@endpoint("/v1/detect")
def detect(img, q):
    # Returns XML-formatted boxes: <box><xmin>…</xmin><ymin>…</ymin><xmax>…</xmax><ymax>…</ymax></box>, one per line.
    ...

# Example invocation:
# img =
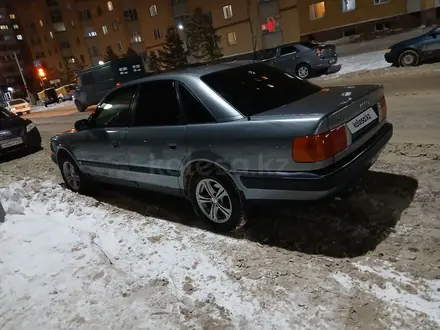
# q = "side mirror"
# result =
<box><xmin>74</xmin><ymin>119</ymin><xmax>88</xmax><ymax>131</ymax></box>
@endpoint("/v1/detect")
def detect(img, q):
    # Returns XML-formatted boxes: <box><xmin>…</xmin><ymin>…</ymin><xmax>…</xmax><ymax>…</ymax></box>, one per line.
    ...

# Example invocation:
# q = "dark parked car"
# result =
<box><xmin>257</xmin><ymin>42</ymin><xmax>341</xmax><ymax>79</ymax></box>
<box><xmin>0</xmin><ymin>107</ymin><xmax>41</xmax><ymax>156</ymax></box>
<box><xmin>50</xmin><ymin>62</ymin><xmax>392</xmax><ymax>231</ymax></box>
<box><xmin>73</xmin><ymin>57</ymin><xmax>147</xmax><ymax>112</ymax></box>
<box><xmin>385</xmin><ymin>26</ymin><xmax>440</xmax><ymax>67</ymax></box>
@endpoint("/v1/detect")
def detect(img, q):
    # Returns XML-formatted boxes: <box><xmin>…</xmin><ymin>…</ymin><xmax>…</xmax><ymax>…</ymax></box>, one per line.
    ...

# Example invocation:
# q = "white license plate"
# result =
<box><xmin>1</xmin><ymin>137</ymin><xmax>23</xmax><ymax>149</ymax></box>
<box><xmin>329</xmin><ymin>58</ymin><xmax>336</xmax><ymax>64</ymax></box>
<box><xmin>346</xmin><ymin>108</ymin><xmax>378</xmax><ymax>134</ymax></box>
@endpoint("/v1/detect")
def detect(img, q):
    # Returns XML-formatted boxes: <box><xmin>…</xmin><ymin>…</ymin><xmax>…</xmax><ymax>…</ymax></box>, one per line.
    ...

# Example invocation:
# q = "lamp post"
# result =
<box><xmin>14</xmin><ymin>52</ymin><xmax>33</xmax><ymax>102</ymax></box>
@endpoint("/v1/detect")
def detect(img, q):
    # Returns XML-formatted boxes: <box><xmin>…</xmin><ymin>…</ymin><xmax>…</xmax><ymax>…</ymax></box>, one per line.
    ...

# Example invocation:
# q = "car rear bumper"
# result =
<box><xmin>0</xmin><ymin>128</ymin><xmax>42</xmax><ymax>156</ymax></box>
<box><xmin>235</xmin><ymin>122</ymin><xmax>393</xmax><ymax>200</ymax></box>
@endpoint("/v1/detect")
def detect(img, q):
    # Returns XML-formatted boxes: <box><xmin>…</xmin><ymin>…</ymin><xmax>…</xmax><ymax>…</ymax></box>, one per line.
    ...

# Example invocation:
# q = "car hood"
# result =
<box><xmin>0</xmin><ymin>117</ymin><xmax>28</xmax><ymax>129</ymax></box>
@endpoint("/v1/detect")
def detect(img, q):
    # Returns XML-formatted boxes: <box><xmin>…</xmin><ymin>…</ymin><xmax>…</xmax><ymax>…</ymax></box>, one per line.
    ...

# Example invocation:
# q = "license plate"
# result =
<box><xmin>329</xmin><ymin>58</ymin><xmax>336</xmax><ymax>64</ymax></box>
<box><xmin>0</xmin><ymin>137</ymin><xmax>23</xmax><ymax>149</ymax></box>
<box><xmin>346</xmin><ymin>108</ymin><xmax>378</xmax><ymax>134</ymax></box>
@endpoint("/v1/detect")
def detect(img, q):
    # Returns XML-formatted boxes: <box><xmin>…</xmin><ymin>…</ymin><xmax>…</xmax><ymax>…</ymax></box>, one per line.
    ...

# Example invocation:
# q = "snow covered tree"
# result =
<box><xmin>147</xmin><ymin>51</ymin><xmax>162</xmax><ymax>72</ymax></box>
<box><xmin>186</xmin><ymin>7</ymin><xmax>222</xmax><ymax>62</ymax></box>
<box><xmin>158</xmin><ymin>26</ymin><xmax>188</xmax><ymax>69</ymax></box>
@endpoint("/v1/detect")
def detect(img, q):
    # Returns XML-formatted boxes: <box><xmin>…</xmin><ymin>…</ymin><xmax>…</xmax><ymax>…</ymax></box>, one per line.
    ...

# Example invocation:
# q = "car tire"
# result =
<box><xmin>189</xmin><ymin>170</ymin><xmax>246</xmax><ymax>232</ymax></box>
<box><xmin>74</xmin><ymin>100</ymin><xmax>86</xmax><ymax>112</ymax></box>
<box><xmin>58</xmin><ymin>98</ymin><xmax>63</xmax><ymax>103</ymax></box>
<box><xmin>58</xmin><ymin>155</ymin><xmax>89</xmax><ymax>194</ymax></box>
<box><xmin>296</xmin><ymin>63</ymin><xmax>311</xmax><ymax>79</ymax></box>
<box><xmin>398</xmin><ymin>50</ymin><xmax>419</xmax><ymax>67</ymax></box>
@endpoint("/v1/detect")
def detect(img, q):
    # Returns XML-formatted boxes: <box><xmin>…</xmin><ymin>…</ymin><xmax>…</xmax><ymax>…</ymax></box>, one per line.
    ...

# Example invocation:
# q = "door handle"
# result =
<box><xmin>112</xmin><ymin>140</ymin><xmax>120</xmax><ymax>148</ymax></box>
<box><xmin>168</xmin><ymin>143</ymin><xmax>177</xmax><ymax>150</ymax></box>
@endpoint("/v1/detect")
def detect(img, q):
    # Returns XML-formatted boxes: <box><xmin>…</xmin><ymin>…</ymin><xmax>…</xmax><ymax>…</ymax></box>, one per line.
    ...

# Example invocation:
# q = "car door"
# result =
<box><xmin>423</xmin><ymin>27</ymin><xmax>440</xmax><ymax>59</ymax></box>
<box><xmin>125</xmin><ymin>80</ymin><xmax>186</xmax><ymax>191</ymax></box>
<box><xmin>275</xmin><ymin>45</ymin><xmax>300</xmax><ymax>72</ymax></box>
<box><xmin>77</xmin><ymin>85</ymin><xmax>137</xmax><ymax>181</ymax></box>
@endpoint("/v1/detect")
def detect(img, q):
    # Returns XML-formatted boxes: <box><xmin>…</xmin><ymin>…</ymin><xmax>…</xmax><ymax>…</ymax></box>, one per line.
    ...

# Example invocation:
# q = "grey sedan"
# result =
<box><xmin>50</xmin><ymin>62</ymin><xmax>393</xmax><ymax>231</ymax></box>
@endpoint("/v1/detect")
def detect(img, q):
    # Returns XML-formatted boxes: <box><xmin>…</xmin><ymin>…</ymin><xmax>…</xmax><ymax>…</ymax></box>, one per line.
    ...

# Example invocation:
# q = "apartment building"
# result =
<box><xmin>300</xmin><ymin>0</ymin><xmax>440</xmax><ymax>41</ymax></box>
<box><xmin>13</xmin><ymin>0</ymin><xmax>302</xmax><ymax>73</ymax></box>
<box><xmin>0</xmin><ymin>0</ymin><xmax>27</xmax><ymax>90</ymax></box>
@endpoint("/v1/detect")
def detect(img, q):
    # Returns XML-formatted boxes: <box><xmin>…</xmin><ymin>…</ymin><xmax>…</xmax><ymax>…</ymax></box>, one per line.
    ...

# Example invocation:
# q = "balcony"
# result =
<box><xmin>171</xmin><ymin>0</ymin><xmax>189</xmax><ymax>18</ymax></box>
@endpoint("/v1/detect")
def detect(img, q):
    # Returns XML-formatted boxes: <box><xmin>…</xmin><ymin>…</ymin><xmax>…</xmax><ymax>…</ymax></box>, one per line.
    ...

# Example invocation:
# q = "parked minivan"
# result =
<box><xmin>73</xmin><ymin>57</ymin><xmax>147</xmax><ymax>112</ymax></box>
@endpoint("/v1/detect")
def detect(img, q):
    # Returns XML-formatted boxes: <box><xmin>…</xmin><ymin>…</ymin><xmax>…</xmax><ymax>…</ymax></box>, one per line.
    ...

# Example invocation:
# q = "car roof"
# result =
<box><xmin>121</xmin><ymin>60</ymin><xmax>257</xmax><ymax>87</ymax></box>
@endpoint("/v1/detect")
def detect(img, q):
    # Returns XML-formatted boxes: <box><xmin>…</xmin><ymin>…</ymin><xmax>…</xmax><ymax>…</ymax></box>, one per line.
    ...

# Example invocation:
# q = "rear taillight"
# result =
<box><xmin>293</xmin><ymin>125</ymin><xmax>350</xmax><ymax>163</ymax></box>
<box><xmin>314</xmin><ymin>48</ymin><xmax>323</xmax><ymax>57</ymax></box>
<box><xmin>378</xmin><ymin>97</ymin><xmax>387</xmax><ymax>121</ymax></box>
<box><xmin>116</xmin><ymin>82</ymin><xmax>121</xmax><ymax>86</ymax></box>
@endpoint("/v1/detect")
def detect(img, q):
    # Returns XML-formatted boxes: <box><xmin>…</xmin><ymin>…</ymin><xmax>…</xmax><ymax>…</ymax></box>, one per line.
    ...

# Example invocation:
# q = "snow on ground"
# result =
<box><xmin>31</xmin><ymin>100</ymin><xmax>74</xmax><ymax>113</ymax></box>
<box><xmin>1</xmin><ymin>179</ymin><xmax>439</xmax><ymax>329</ymax></box>
<box><xmin>329</xmin><ymin>50</ymin><xmax>390</xmax><ymax>78</ymax></box>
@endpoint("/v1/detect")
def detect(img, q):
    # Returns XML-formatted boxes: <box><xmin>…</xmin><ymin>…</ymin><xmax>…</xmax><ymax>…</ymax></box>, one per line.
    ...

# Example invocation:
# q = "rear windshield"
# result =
<box><xmin>201</xmin><ymin>63</ymin><xmax>322</xmax><ymax>117</ymax></box>
<box><xmin>8</xmin><ymin>99</ymin><xmax>26</xmax><ymax>105</ymax></box>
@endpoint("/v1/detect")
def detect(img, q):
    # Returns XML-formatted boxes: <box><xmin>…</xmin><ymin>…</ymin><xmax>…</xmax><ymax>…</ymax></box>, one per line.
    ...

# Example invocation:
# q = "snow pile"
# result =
<box><xmin>326</xmin><ymin>50</ymin><xmax>390</xmax><ymax>79</ymax></box>
<box><xmin>0</xmin><ymin>179</ymin><xmax>324</xmax><ymax>330</ymax></box>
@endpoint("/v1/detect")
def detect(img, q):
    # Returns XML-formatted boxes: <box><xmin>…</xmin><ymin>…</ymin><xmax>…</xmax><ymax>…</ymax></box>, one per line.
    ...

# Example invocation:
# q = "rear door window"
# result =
<box><xmin>280</xmin><ymin>45</ymin><xmax>298</xmax><ymax>56</ymax></box>
<box><xmin>133</xmin><ymin>80</ymin><xmax>181</xmax><ymax>127</ymax></box>
<box><xmin>178</xmin><ymin>84</ymin><xmax>215</xmax><ymax>124</ymax></box>
<box><xmin>201</xmin><ymin>63</ymin><xmax>321</xmax><ymax>117</ymax></box>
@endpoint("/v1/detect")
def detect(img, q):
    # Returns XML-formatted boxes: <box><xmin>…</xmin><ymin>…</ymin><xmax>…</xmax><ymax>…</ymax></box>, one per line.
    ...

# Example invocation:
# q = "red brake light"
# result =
<box><xmin>293</xmin><ymin>125</ymin><xmax>348</xmax><ymax>163</ymax></box>
<box><xmin>116</xmin><ymin>82</ymin><xmax>120</xmax><ymax>86</ymax></box>
<box><xmin>378</xmin><ymin>97</ymin><xmax>387</xmax><ymax>121</ymax></box>
<box><xmin>315</xmin><ymin>48</ymin><xmax>323</xmax><ymax>57</ymax></box>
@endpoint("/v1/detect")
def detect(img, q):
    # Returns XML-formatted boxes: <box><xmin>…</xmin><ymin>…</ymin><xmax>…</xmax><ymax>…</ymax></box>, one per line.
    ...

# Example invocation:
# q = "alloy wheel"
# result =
<box><xmin>298</xmin><ymin>66</ymin><xmax>309</xmax><ymax>79</ymax></box>
<box><xmin>62</xmin><ymin>161</ymin><xmax>80</xmax><ymax>191</ymax></box>
<box><xmin>402</xmin><ymin>54</ymin><xmax>415</xmax><ymax>66</ymax></box>
<box><xmin>195</xmin><ymin>178</ymin><xmax>232</xmax><ymax>224</ymax></box>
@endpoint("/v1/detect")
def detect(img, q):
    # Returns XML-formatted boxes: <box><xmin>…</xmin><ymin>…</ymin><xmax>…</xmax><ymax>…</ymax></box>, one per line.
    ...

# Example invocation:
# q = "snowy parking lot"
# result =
<box><xmin>1</xmin><ymin>50</ymin><xmax>440</xmax><ymax>328</ymax></box>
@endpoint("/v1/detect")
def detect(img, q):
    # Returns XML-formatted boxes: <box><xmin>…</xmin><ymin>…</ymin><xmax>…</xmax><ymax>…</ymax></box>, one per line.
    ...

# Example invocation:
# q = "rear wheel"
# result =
<box><xmin>399</xmin><ymin>50</ymin><xmax>419</xmax><ymax>67</ymax></box>
<box><xmin>296</xmin><ymin>63</ymin><xmax>311</xmax><ymax>79</ymax></box>
<box><xmin>74</xmin><ymin>100</ymin><xmax>86</xmax><ymax>112</ymax></box>
<box><xmin>189</xmin><ymin>171</ymin><xmax>246</xmax><ymax>232</ymax></box>
<box><xmin>59</xmin><ymin>155</ymin><xmax>89</xmax><ymax>193</ymax></box>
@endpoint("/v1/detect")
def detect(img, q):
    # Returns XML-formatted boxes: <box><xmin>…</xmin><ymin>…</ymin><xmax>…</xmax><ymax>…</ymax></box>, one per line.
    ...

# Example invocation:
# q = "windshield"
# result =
<box><xmin>8</xmin><ymin>99</ymin><xmax>27</xmax><ymax>105</ymax></box>
<box><xmin>201</xmin><ymin>63</ymin><xmax>322</xmax><ymax>117</ymax></box>
<box><xmin>0</xmin><ymin>107</ymin><xmax>14</xmax><ymax>119</ymax></box>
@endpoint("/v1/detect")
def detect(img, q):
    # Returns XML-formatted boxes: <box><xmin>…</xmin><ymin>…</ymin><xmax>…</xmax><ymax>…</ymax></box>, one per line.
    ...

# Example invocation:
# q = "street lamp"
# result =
<box><xmin>177</xmin><ymin>24</ymin><xmax>184</xmax><ymax>30</ymax></box>
<box><xmin>98</xmin><ymin>60</ymin><xmax>104</xmax><ymax>65</ymax></box>
<box><xmin>7</xmin><ymin>87</ymin><xmax>13</xmax><ymax>92</ymax></box>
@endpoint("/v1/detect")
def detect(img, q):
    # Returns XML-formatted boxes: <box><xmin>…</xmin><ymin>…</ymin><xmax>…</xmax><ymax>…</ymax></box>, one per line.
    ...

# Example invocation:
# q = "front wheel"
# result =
<box><xmin>189</xmin><ymin>172</ymin><xmax>246</xmax><ymax>232</ymax></box>
<box><xmin>296</xmin><ymin>63</ymin><xmax>311</xmax><ymax>79</ymax></box>
<box><xmin>59</xmin><ymin>156</ymin><xmax>89</xmax><ymax>193</ymax></box>
<box><xmin>399</xmin><ymin>50</ymin><xmax>419</xmax><ymax>67</ymax></box>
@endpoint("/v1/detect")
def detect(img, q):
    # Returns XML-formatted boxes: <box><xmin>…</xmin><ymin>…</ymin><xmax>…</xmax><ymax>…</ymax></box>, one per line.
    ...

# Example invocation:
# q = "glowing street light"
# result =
<box><xmin>98</xmin><ymin>60</ymin><xmax>104</xmax><ymax>65</ymax></box>
<box><xmin>38</xmin><ymin>68</ymin><xmax>46</xmax><ymax>77</ymax></box>
<box><xmin>177</xmin><ymin>24</ymin><xmax>184</xmax><ymax>30</ymax></box>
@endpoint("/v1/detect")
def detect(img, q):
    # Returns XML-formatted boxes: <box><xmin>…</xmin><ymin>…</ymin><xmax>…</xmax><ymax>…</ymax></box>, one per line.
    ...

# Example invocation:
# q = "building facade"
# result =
<box><xmin>12</xmin><ymin>0</ymin><xmax>440</xmax><ymax>78</ymax></box>
<box><xmin>0</xmin><ymin>0</ymin><xmax>27</xmax><ymax>92</ymax></box>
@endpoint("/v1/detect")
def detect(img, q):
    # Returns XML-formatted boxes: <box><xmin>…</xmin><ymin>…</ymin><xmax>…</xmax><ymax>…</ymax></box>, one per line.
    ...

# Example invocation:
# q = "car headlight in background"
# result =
<box><xmin>26</xmin><ymin>122</ymin><xmax>36</xmax><ymax>133</ymax></box>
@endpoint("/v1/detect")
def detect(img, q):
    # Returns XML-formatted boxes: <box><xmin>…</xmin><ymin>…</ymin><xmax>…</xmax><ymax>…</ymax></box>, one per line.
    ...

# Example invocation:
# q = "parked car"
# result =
<box><xmin>385</xmin><ymin>26</ymin><xmax>440</xmax><ymax>67</ymax></box>
<box><xmin>56</xmin><ymin>84</ymin><xmax>76</xmax><ymax>103</ymax></box>
<box><xmin>5</xmin><ymin>98</ymin><xmax>31</xmax><ymax>116</ymax></box>
<box><xmin>257</xmin><ymin>42</ymin><xmax>342</xmax><ymax>79</ymax></box>
<box><xmin>0</xmin><ymin>106</ymin><xmax>41</xmax><ymax>156</ymax></box>
<box><xmin>73</xmin><ymin>57</ymin><xmax>147</xmax><ymax>112</ymax></box>
<box><xmin>50</xmin><ymin>61</ymin><xmax>392</xmax><ymax>231</ymax></box>
<box><xmin>37</xmin><ymin>87</ymin><xmax>58</xmax><ymax>107</ymax></box>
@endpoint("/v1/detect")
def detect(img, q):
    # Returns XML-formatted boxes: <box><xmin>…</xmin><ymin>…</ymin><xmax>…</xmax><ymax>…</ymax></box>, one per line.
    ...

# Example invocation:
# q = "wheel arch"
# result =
<box><xmin>56</xmin><ymin>147</ymin><xmax>81</xmax><ymax>169</ymax></box>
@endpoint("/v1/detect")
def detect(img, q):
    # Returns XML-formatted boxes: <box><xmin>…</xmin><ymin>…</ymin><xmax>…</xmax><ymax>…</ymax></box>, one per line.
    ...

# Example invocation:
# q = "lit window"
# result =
<box><xmin>107</xmin><ymin>1</ymin><xmax>113</xmax><ymax>11</ymax></box>
<box><xmin>71</xmin><ymin>20</ymin><xmax>76</xmax><ymax>27</ymax></box>
<box><xmin>13</xmin><ymin>24</ymin><xmax>19</xmax><ymax>29</ymax></box>
<box><xmin>373</xmin><ymin>0</ymin><xmax>390</xmax><ymax>4</ymax></box>
<box><xmin>49</xmin><ymin>31</ymin><xmax>54</xmax><ymax>38</ymax></box>
<box><xmin>223</xmin><ymin>5</ymin><xmax>233</xmax><ymax>19</ymax></box>
<box><xmin>149</xmin><ymin>5</ymin><xmax>158</xmax><ymax>17</ymax></box>
<box><xmin>227</xmin><ymin>32</ymin><xmax>237</xmax><ymax>45</ymax></box>
<box><xmin>0</xmin><ymin>25</ymin><xmax>8</xmax><ymax>30</ymax></box>
<box><xmin>102</xmin><ymin>25</ymin><xmax>108</xmax><ymax>35</ymax></box>
<box><xmin>342</xmin><ymin>0</ymin><xmax>356</xmax><ymax>12</ymax></box>
<box><xmin>39</xmin><ymin>20</ymin><xmax>44</xmax><ymax>26</ymax></box>
<box><xmin>53</xmin><ymin>22</ymin><xmax>66</xmax><ymax>32</ymax></box>
<box><xmin>17</xmin><ymin>34</ymin><xmax>23</xmax><ymax>40</ymax></box>
<box><xmin>4</xmin><ymin>35</ymin><xmax>12</xmax><ymax>40</ymax></box>
<box><xmin>309</xmin><ymin>2</ymin><xmax>326</xmax><ymax>20</ymax></box>
<box><xmin>89</xmin><ymin>31</ymin><xmax>97</xmax><ymax>37</ymax></box>
<box><xmin>9</xmin><ymin>14</ymin><xmax>15</xmax><ymax>19</ymax></box>
<box><xmin>132</xmin><ymin>32</ymin><xmax>142</xmax><ymax>43</ymax></box>
<box><xmin>117</xmin><ymin>41</ymin><xmax>123</xmax><ymax>51</ymax></box>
